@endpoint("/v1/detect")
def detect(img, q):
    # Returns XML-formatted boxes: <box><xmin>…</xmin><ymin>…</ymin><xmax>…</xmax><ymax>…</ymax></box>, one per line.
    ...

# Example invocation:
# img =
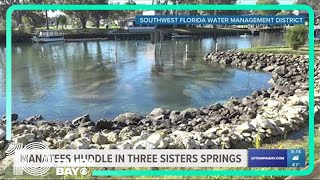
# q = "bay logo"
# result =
<box><xmin>56</xmin><ymin>167</ymin><xmax>88</xmax><ymax>176</ymax></box>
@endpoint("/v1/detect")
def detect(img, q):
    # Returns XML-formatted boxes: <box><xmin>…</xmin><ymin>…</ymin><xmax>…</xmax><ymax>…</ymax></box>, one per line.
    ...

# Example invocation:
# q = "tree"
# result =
<box><xmin>56</xmin><ymin>14</ymin><xmax>67</xmax><ymax>29</ymax></box>
<box><xmin>285</xmin><ymin>25</ymin><xmax>308</xmax><ymax>50</ymax></box>
<box><xmin>256</xmin><ymin>0</ymin><xmax>281</xmax><ymax>15</ymax></box>
<box><xmin>295</xmin><ymin>0</ymin><xmax>320</xmax><ymax>10</ymax></box>
<box><xmin>89</xmin><ymin>0</ymin><xmax>109</xmax><ymax>29</ymax></box>
<box><xmin>63</xmin><ymin>0</ymin><xmax>92</xmax><ymax>29</ymax></box>
<box><xmin>0</xmin><ymin>0</ymin><xmax>11</xmax><ymax>30</ymax></box>
<box><xmin>20</xmin><ymin>11</ymin><xmax>46</xmax><ymax>32</ymax></box>
<box><xmin>199</xmin><ymin>0</ymin><xmax>237</xmax><ymax>15</ymax></box>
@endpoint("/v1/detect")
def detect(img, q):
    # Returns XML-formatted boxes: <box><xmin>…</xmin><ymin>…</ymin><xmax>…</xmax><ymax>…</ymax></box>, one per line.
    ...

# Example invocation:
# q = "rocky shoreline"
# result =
<box><xmin>0</xmin><ymin>51</ymin><xmax>319</xmax><ymax>157</ymax></box>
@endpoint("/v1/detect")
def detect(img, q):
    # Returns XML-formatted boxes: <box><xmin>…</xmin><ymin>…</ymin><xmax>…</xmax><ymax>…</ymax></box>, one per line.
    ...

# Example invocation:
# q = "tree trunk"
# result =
<box><xmin>80</xmin><ymin>17</ymin><xmax>87</xmax><ymax>29</ymax></box>
<box><xmin>95</xmin><ymin>14</ymin><xmax>100</xmax><ymax>29</ymax></box>
<box><xmin>56</xmin><ymin>19</ymin><xmax>59</xmax><ymax>29</ymax></box>
<box><xmin>45</xmin><ymin>10</ymin><xmax>49</xmax><ymax>29</ymax></box>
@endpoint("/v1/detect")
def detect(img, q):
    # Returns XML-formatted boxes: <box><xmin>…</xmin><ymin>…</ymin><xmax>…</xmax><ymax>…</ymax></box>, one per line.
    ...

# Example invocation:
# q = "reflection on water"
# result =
<box><xmin>0</xmin><ymin>32</ymin><xmax>283</xmax><ymax>120</ymax></box>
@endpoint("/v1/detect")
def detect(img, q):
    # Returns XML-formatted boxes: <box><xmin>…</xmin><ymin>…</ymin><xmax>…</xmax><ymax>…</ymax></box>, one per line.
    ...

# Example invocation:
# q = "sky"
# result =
<box><xmin>109</xmin><ymin>0</ymin><xmax>296</xmax><ymax>5</ymax></box>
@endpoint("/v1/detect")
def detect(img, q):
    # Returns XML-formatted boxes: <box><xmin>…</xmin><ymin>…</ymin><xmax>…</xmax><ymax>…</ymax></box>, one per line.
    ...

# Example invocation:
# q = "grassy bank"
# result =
<box><xmin>240</xmin><ymin>45</ymin><xmax>320</xmax><ymax>55</ymax></box>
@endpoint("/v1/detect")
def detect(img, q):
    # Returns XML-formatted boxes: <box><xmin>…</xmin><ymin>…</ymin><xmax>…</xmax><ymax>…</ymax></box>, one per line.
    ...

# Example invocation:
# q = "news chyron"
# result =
<box><xmin>2</xmin><ymin>3</ymin><xmax>314</xmax><ymax>180</ymax></box>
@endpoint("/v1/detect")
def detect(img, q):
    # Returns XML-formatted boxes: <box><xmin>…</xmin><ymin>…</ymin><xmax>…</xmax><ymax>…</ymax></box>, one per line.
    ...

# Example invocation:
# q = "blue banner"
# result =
<box><xmin>135</xmin><ymin>15</ymin><xmax>305</xmax><ymax>25</ymax></box>
<box><xmin>248</xmin><ymin>149</ymin><xmax>288</xmax><ymax>167</ymax></box>
<box><xmin>248</xmin><ymin>149</ymin><xmax>305</xmax><ymax>167</ymax></box>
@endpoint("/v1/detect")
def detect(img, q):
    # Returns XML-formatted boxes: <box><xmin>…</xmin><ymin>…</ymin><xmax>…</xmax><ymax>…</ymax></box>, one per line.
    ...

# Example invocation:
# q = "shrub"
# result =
<box><xmin>21</xmin><ymin>16</ymin><xmax>35</xmax><ymax>33</ymax></box>
<box><xmin>285</xmin><ymin>25</ymin><xmax>308</xmax><ymax>50</ymax></box>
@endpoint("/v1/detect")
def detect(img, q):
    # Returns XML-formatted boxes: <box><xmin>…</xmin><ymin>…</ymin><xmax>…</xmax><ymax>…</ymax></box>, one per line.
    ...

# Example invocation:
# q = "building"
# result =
<box><xmin>120</xmin><ymin>11</ymin><xmax>157</xmax><ymax>32</ymax></box>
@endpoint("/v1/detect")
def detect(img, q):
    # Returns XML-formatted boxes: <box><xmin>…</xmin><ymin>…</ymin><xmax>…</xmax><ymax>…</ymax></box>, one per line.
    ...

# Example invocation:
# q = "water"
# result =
<box><xmin>0</xmin><ymin>32</ymin><xmax>283</xmax><ymax>121</ymax></box>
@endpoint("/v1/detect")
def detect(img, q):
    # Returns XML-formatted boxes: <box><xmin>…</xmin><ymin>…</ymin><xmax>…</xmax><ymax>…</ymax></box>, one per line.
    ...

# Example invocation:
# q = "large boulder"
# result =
<box><xmin>13</xmin><ymin>133</ymin><xmax>35</xmax><ymax>146</ymax></box>
<box><xmin>114</xmin><ymin>113</ymin><xmax>143</xmax><ymax>123</ymax></box>
<box><xmin>0</xmin><ymin>128</ymin><xmax>5</xmax><ymax>140</ymax></box>
<box><xmin>64</xmin><ymin>131</ymin><xmax>78</xmax><ymax>141</ymax></box>
<box><xmin>96</xmin><ymin>119</ymin><xmax>113</xmax><ymax>130</ymax></box>
<box><xmin>180</xmin><ymin>108</ymin><xmax>200</xmax><ymax>119</ymax></box>
<box><xmin>104</xmin><ymin>132</ymin><xmax>118</xmax><ymax>143</ymax></box>
<box><xmin>71</xmin><ymin>114</ymin><xmax>92</xmax><ymax>126</ymax></box>
<box><xmin>92</xmin><ymin>132</ymin><xmax>108</xmax><ymax>145</ymax></box>
<box><xmin>149</xmin><ymin>108</ymin><xmax>166</xmax><ymax>116</ymax></box>
<box><xmin>2</xmin><ymin>113</ymin><xmax>18</xmax><ymax>122</ymax></box>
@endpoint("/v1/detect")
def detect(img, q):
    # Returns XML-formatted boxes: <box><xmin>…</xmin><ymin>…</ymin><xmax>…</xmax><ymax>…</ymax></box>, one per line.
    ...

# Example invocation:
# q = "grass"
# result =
<box><xmin>1</xmin><ymin>129</ymin><xmax>319</xmax><ymax>180</ymax></box>
<box><xmin>240</xmin><ymin>45</ymin><xmax>320</xmax><ymax>55</ymax></box>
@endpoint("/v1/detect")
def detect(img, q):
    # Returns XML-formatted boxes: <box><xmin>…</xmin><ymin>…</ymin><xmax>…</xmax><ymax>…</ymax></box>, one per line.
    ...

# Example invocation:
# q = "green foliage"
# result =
<box><xmin>57</xmin><ymin>15</ymin><xmax>67</xmax><ymax>29</ymax></box>
<box><xmin>0</xmin><ymin>20</ymin><xmax>5</xmax><ymax>31</ymax></box>
<box><xmin>295</xmin><ymin>0</ymin><xmax>320</xmax><ymax>10</ymax></box>
<box><xmin>285</xmin><ymin>25</ymin><xmax>308</xmax><ymax>50</ymax></box>
<box><xmin>254</xmin><ymin>134</ymin><xmax>262</xmax><ymax>148</ymax></box>
<box><xmin>256</xmin><ymin>0</ymin><xmax>281</xmax><ymax>15</ymax></box>
<box><xmin>21</xmin><ymin>16</ymin><xmax>35</xmax><ymax>32</ymax></box>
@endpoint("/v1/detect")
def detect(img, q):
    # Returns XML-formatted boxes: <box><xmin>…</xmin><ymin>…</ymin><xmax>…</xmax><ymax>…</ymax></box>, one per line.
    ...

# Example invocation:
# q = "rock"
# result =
<box><xmin>204</xmin><ymin>127</ymin><xmax>219</xmax><ymax>139</ymax></box>
<box><xmin>72</xmin><ymin>113</ymin><xmax>91</xmax><ymax>126</ymax></box>
<box><xmin>2</xmin><ymin>113</ymin><xmax>18</xmax><ymax>122</ymax></box>
<box><xmin>146</xmin><ymin>133</ymin><xmax>164</xmax><ymax>146</ymax></box>
<box><xmin>242</xmin><ymin>132</ymin><xmax>251</xmax><ymax>137</ymax></box>
<box><xmin>89</xmin><ymin>144</ymin><xmax>101</xmax><ymax>149</ymax></box>
<box><xmin>235</xmin><ymin>122</ymin><xmax>255</xmax><ymax>133</ymax></box>
<box><xmin>25</xmin><ymin>115</ymin><xmax>43</xmax><ymax>122</ymax></box>
<box><xmin>96</xmin><ymin>119</ymin><xmax>113</xmax><ymax>130</ymax></box>
<box><xmin>77</xmin><ymin>127</ymin><xmax>91</xmax><ymax>135</ymax></box>
<box><xmin>72</xmin><ymin>137</ymin><xmax>90</xmax><ymax>149</ymax></box>
<box><xmin>119</xmin><ymin>126</ymin><xmax>138</xmax><ymax>140</ymax></box>
<box><xmin>104</xmin><ymin>132</ymin><xmax>118</xmax><ymax>143</ymax></box>
<box><xmin>204</xmin><ymin>139</ymin><xmax>215</xmax><ymax>147</ymax></box>
<box><xmin>216</xmin><ymin>128</ymin><xmax>230</xmax><ymax>137</ymax></box>
<box><xmin>256</xmin><ymin>116</ymin><xmax>275</xmax><ymax>129</ymax></box>
<box><xmin>263</xmin><ymin>66</ymin><xmax>276</xmax><ymax>72</ymax></box>
<box><xmin>79</xmin><ymin>121</ymin><xmax>95</xmax><ymax>127</ymax></box>
<box><xmin>92</xmin><ymin>132</ymin><xmax>108</xmax><ymax>145</ymax></box>
<box><xmin>0</xmin><ymin>129</ymin><xmax>5</xmax><ymax>140</ymax></box>
<box><xmin>0</xmin><ymin>140</ymin><xmax>5</xmax><ymax>149</ymax></box>
<box><xmin>180</xmin><ymin>108</ymin><xmax>200</xmax><ymax>119</ymax></box>
<box><xmin>193</xmin><ymin>132</ymin><xmax>205</xmax><ymax>143</ymax></box>
<box><xmin>38</xmin><ymin>125</ymin><xmax>55</xmax><ymax>138</ymax></box>
<box><xmin>101</xmin><ymin>144</ymin><xmax>117</xmax><ymax>149</ymax></box>
<box><xmin>133</xmin><ymin>140</ymin><xmax>156</xmax><ymax>149</ymax></box>
<box><xmin>274</xmin><ymin>66</ymin><xmax>288</xmax><ymax>76</ymax></box>
<box><xmin>13</xmin><ymin>133</ymin><xmax>35</xmax><ymax>145</ymax></box>
<box><xmin>133</xmin><ymin>141</ymin><xmax>146</xmax><ymax>149</ymax></box>
<box><xmin>182</xmin><ymin>138</ymin><xmax>200</xmax><ymax>149</ymax></box>
<box><xmin>64</xmin><ymin>131</ymin><xmax>78</xmax><ymax>141</ymax></box>
<box><xmin>242</xmin><ymin>96</ymin><xmax>253</xmax><ymax>106</ymax></box>
<box><xmin>150</xmin><ymin>108</ymin><xmax>166</xmax><ymax>116</ymax></box>
<box><xmin>157</xmin><ymin>140</ymin><xmax>168</xmax><ymax>149</ymax></box>
<box><xmin>117</xmin><ymin>140</ymin><xmax>132</xmax><ymax>149</ymax></box>
<box><xmin>114</xmin><ymin>113</ymin><xmax>143</xmax><ymax>123</ymax></box>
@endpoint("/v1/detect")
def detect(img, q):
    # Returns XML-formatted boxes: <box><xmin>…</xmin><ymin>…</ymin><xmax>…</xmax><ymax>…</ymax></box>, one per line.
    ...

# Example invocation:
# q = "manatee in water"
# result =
<box><xmin>193</xmin><ymin>80</ymin><xmax>212</xmax><ymax>88</ymax></box>
<box><xmin>84</xmin><ymin>63</ymin><xmax>105</xmax><ymax>72</ymax></box>
<box><xmin>71</xmin><ymin>93</ymin><xmax>113</xmax><ymax>101</ymax></box>
<box><xmin>84</xmin><ymin>81</ymin><xmax>103</xmax><ymax>93</ymax></box>
<box><xmin>32</xmin><ymin>89</ymin><xmax>47</xmax><ymax>99</ymax></box>
<box><xmin>182</xmin><ymin>89</ymin><xmax>194</xmax><ymax>97</ymax></box>
<box><xmin>84</xmin><ymin>78</ymin><xmax>117</xmax><ymax>93</ymax></box>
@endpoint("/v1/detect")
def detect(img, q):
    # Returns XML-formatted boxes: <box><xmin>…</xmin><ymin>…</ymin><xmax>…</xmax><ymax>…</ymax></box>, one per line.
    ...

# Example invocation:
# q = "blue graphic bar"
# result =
<box><xmin>135</xmin><ymin>15</ymin><xmax>305</xmax><ymax>25</ymax></box>
<box><xmin>248</xmin><ymin>149</ymin><xmax>305</xmax><ymax>167</ymax></box>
